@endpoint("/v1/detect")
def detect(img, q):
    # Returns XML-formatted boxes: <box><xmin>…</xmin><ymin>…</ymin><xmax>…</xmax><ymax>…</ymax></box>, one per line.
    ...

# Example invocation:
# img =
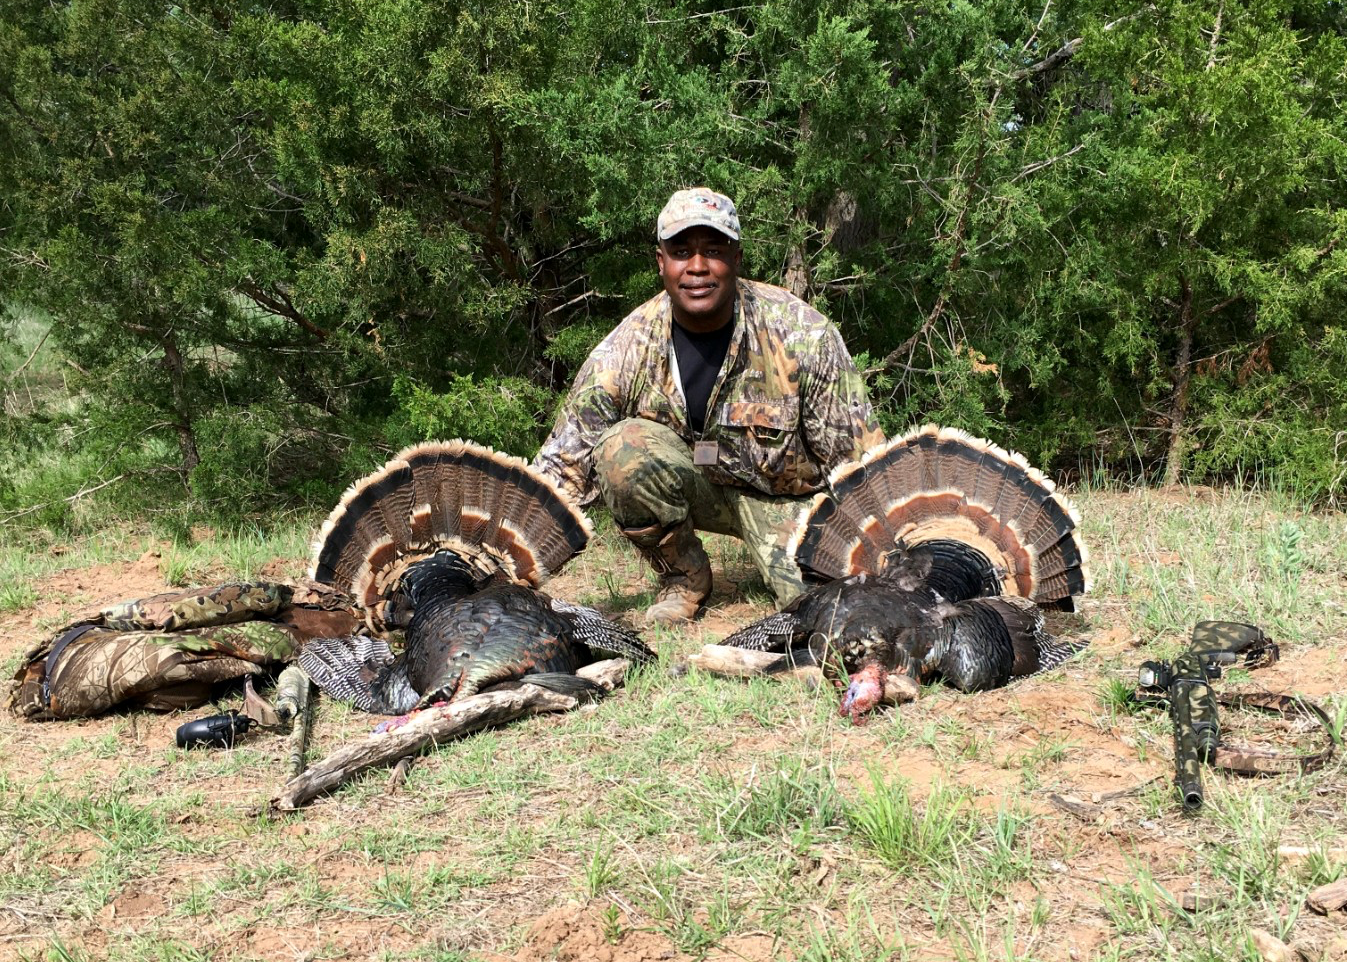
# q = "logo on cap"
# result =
<box><xmin>657</xmin><ymin>188</ymin><xmax>741</xmax><ymax>242</ymax></box>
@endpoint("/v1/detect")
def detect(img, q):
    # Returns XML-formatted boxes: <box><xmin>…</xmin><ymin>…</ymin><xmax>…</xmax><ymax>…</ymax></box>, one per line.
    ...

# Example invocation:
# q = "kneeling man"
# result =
<box><xmin>534</xmin><ymin>188</ymin><xmax>883</xmax><ymax>625</ymax></box>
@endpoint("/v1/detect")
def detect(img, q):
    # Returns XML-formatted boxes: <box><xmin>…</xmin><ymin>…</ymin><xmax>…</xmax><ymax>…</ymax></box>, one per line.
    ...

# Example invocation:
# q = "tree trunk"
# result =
<box><xmin>160</xmin><ymin>329</ymin><xmax>200</xmax><ymax>480</ymax></box>
<box><xmin>782</xmin><ymin>204</ymin><xmax>812</xmax><ymax>300</ymax></box>
<box><xmin>782</xmin><ymin>104</ymin><xmax>814</xmax><ymax>300</ymax></box>
<box><xmin>1164</xmin><ymin>277</ymin><xmax>1196</xmax><ymax>487</ymax></box>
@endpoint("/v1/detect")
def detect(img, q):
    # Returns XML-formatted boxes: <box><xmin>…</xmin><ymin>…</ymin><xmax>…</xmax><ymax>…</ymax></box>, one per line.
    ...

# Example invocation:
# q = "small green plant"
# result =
<box><xmin>1324</xmin><ymin>695</ymin><xmax>1347</xmax><ymax>744</ymax></box>
<box><xmin>669</xmin><ymin>888</ymin><xmax>735</xmax><ymax>954</ymax></box>
<box><xmin>1264</xmin><ymin>520</ymin><xmax>1306</xmax><ymax>581</ymax></box>
<box><xmin>1100</xmin><ymin>864</ymin><xmax>1186</xmax><ymax>941</ymax></box>
<box><xmin>581</xmin><ymin>844</ymin><xmax>618</xmax><ymax>898</ymax></box>
<box><xmin>600</xmin><ymin>903</ymin><xmax>624</xmax><ymax>944</ymax></box>
<box><xmin>372</xmin><ymin>867</ymin><xmax>420</xmax><ymax>913</ymax></box>
<box><xmin>982</xmin><ymin>807</ymin><xmax>1034</xmax><ymax>881</ymax></box>
<box><xmin>1097</xmin><ymin>676</ymin><xmax>1141</xmax><ymax>719</ymax></box>
<box><xmin>158</xmin><ymin>548</ymin><xmax>196</xmax><ymax>588</ymax></box>
<box><xmin>846</xmin><ymin>774</ymin><xmax>973</xmax><ymax>871</ymax></box>
<box><xmin>0</xmin><ymin>581</ymin><xmax>38</xmax><ymax>613</ymax></box>
<box><xmin>716</xmin><ymin>759</ymin><xmax>843</xmax><ymax>842</ymax></box>
<box><xmin>45</xmin><ymin>939</ymin><xmax>93</xmax><ymax>962</ymax></box>
<box><xmin>790</xmin><ymin>907</ymin><xmax>905</xmax><ymax>962</ymax></box>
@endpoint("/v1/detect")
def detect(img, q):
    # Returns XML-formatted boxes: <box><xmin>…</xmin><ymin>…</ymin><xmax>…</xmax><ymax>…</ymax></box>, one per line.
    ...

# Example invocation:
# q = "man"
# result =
<box><xmin>534</xmin><ymin>188</ymin><xmax>883</xmax><ymax>625</ymax></box>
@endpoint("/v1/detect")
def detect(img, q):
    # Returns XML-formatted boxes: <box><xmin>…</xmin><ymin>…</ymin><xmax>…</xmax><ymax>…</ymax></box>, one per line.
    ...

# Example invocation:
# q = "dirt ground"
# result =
<box><xmin>2</xmin><ymin>489</ymin><xmax>1345</xmax><ymax>961</ymax></box>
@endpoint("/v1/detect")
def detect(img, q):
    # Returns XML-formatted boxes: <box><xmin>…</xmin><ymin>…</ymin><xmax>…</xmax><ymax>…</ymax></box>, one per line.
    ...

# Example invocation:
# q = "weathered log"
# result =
<box><xmin>270</xmin><ymin>659</ymin><xmax>628</xmax><ymax>812</ymax></box>
<box><xmin>1249</xmin><ymin>929</ymin><xmax>1294</xmax><ymax>962</ymax></box>
<box><xmin>689</xmin><ymin>644</ymin><xmax>919</xmax><ymax>705</ymax></box>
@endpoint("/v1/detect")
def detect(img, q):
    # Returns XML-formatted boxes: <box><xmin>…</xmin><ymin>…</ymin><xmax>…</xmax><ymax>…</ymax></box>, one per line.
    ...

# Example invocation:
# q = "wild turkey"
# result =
<box><xmin>299</xmin><ymin>441</ymin><xmax>654</xmax><ymax>715</ymax></box>
<box><xmin>720</xmin><ymin>425</ymin><xmax>1090</xmax><ymax>722</ymax></box>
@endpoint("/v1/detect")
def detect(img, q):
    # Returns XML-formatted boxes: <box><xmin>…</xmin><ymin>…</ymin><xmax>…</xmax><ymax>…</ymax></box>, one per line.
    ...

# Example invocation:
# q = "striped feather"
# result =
<box><xmin>548</xmin><ymin>597</ymin><xmax>656</xmax><ymax>664</ymax></box>
<box><xmin>791</xmin><ymin>425</ymin><xmax>1089</xmax><ymax>608</ymax></box>
<box><xmin>310</xmin><ymin>441</ymin><xmax>593</xmax><ymax>625</ymax></box>
<box><xmin>721</xmin><ymin>611</ymin><xmax>805</xmax><ymax>653</ymax></box>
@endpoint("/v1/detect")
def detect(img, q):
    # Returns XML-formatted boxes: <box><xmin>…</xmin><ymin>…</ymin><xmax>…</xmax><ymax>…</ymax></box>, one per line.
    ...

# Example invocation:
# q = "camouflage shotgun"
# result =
<box><xmin>1136</xmin><ymin>621</ymin><xmax>1279</xmax><ymax>811</ymax></box>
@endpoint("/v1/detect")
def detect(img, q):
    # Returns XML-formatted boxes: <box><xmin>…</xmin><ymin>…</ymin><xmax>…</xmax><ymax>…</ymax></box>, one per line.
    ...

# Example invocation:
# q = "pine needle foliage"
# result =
<box><xmin>1</xmin><ymin>0</ymin><xmax>1344</xmax><ymax>529</ymax></box>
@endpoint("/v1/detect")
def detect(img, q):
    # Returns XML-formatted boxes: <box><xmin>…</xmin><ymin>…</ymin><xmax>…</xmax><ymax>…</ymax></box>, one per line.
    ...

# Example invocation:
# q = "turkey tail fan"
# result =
<box><xmin>310</xmin><ymin>441</ymin><xmax>592</xmax><ymax>622</ymax></box>
<box><xmin>399</xmin><ymin>441</ymin><xmax>588</xmax><ymax>584</ymax></box>
<box><xmin>786</xmin><ymin>492</ymin><xmax>887</xmax><ymax>585</ymax></box>
<box><xmin>792</xmin><ymin>425</ymin><xmax>1090</xmax><ymax>610</ymax></box>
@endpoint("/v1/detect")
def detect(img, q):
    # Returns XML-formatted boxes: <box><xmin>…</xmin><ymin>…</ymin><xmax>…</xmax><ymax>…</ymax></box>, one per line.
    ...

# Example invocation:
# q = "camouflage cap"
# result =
<box><xmin>657</xmin><ymin>188</ymin><xmax>741</xmax><ymax>242</ymax></box>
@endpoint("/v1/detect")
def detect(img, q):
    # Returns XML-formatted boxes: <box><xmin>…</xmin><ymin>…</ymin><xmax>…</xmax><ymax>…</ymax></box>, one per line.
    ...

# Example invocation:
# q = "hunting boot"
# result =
<box><xmin>623</xmin><ymin>519</ymin><xmax>713</xmax><ymax>625</ymax></box>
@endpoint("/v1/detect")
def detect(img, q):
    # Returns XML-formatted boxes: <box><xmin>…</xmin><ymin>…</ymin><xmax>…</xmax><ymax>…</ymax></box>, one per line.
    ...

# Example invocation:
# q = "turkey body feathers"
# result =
<box><xmin>302</xmin><ymin>441</ymin><xmax>652</xmax><ymax>715</ymax></box>
<box><xmin>299</xmin><ymin>578</ymin><xmax>653</xmax><ymax>715</ymax></box>
<box><xmin>727</xmin><ymin>426</ymin><xmax>1090</xmax><ymax>716</ymax></box>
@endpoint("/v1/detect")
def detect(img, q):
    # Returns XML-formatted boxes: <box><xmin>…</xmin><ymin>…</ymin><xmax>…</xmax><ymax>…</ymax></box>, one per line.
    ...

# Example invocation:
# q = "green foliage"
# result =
<box><xmin>845</xmin><ymin>773</ymin><xmax>975</xmax><ymax>871</ymax></box>
<box><xmin>717</xmin><ymin>760</ymin><xmax>844</xmax><ymax>842</ymax></box>
<box><xmin>1</xmin><ymin>0</ymin><xmax>1345</xmax><ymax>532</ymax></box>
<box><xmin>387</xmin><ymin>373</ymin><xmax>556</xmax><ymax>458</ymax></box>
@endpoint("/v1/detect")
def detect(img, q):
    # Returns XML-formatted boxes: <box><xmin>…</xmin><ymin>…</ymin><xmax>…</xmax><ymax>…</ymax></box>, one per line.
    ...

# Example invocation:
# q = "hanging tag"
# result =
<box><xmin>693</xmin><ymin>440</ymin><xmax>719</xmax><ymax>466</ymax></box>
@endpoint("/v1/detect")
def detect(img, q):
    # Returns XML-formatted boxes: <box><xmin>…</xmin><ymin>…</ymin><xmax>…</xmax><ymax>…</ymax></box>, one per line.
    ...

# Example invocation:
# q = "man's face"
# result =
<box><xmin>655</xmin><ymin>226</ymin><xmax>742</xmax><ymax>332</ymax></box>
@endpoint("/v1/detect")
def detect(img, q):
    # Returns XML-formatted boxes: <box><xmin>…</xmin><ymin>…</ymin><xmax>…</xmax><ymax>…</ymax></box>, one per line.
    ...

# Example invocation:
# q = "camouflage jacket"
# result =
<box><xmin>535</xmin><ymin>279</ymin><xmax>883</xmax><ymax>503</ymax></box>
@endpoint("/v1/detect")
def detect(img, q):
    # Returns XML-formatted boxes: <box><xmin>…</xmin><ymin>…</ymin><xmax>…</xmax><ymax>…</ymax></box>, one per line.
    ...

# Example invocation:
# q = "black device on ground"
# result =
<box><xmin>175</xmin><ymin>710</ymin><xmax>256</xmax><ymax>749</ymax></box>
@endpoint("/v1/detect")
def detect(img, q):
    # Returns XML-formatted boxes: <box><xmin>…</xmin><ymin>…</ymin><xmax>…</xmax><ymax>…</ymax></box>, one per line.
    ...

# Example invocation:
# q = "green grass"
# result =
<box><xmin>0</xmin><ymin>486</ymin><xmax>1343</xmax><ymax>961</ymax></box>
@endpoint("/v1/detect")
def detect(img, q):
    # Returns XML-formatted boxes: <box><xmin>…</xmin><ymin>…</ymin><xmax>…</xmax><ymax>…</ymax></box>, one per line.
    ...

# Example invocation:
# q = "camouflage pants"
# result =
<box><xmin>593</xmin><ymin>418</ymin><xmax>805</xmax><ymax>605</ymax></box>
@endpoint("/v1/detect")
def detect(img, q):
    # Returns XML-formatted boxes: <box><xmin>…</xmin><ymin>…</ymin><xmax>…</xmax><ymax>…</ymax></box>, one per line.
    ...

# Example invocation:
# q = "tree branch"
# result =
<box><xmin>1007</xmin><ymin>9</ymin><xmax>1154</xmax><ymax>81</ymax></box>
<box><xmin>238</xmin><ymin>281</ymin><xmax>330</xmax><ymax>341</ymax></box>
<box><xmin>5</xmin><ymin>328</ymin><xmax>50</xmax><ymax>382</ymax></box>
<box><xmin>1010</xmin><ymin>142</ymin><xmax>1086</xmax><ymax>182</ymax></box>
<box><xmin>1011</xmin><ymin>37</ymin><xmax>1083</xmax><ymax>80</ymax></box>
<box><xmin>1205</xmin><ymin>2</ymin><xmax>1224</xmax><ymax>71</ymax></box>
<box><xmin>867</xmin><ymin>90</ymin><xmax>1001</xmax><ymax>379</ymax></box>
<box><xmin>0</xmin><ymin>474</ymin><xmax>127</xmax><ymax>526</ymax></box>
<box><xmin>270</xmin><ymin>659</ymin><xmax>631</xmax><ymax>811</ymax></box>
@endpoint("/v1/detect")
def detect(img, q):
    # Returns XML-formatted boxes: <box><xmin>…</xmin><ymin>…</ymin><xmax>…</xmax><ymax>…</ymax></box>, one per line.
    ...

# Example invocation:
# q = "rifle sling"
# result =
<box><xmin>1131</xmin><ymin>688</ymin><xmax>1338</xmax><ymax>775</ymax></box>
<box><xmin>1209</xmin><ymin>691</ymin><xmax>1339</xmax><ymax>776</ymax></box>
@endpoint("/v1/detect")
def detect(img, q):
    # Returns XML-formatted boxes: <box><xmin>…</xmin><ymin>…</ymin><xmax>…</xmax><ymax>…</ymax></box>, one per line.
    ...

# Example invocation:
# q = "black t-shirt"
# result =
<box><xmin>671</xmin><ymin>318</ymin><xmax>735</xmax><ymax>434</ymax></box>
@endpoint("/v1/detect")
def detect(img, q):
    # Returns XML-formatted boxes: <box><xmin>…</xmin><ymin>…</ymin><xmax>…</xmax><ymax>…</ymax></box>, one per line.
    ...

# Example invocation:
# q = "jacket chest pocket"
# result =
<box><xmin>716</xmin><ymin>398</ymin><xmax>800</xmax><ymax>475</ymax></box>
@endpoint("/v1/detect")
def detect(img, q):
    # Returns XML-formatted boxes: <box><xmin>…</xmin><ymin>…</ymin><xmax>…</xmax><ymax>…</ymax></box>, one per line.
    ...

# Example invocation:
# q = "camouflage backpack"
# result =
<box><xmin>7</xmin><ymin>580</ymin><xmax>360</xmax><ymax>721</ymax></box>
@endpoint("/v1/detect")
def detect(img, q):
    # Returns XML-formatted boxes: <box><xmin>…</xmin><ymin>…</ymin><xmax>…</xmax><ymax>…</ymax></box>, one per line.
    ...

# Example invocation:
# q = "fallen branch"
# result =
<box><xmin>0</xmin><ymin>474</ymin><xmax>127</xmax><ymax>526</ymax></box>
<box><xmin>270</xmin><ymin>659</ymin><xmax>629</xmax><ymax>812</ymax></box>
<box><xmin>5</xmin><ymin>328</ymin><xmax>50</xmax><ymax>383</ymax></box>
<box><xmin>689</xmin><ymin>644</ymin><xmax>919</xmax><ymax>704</ymax></box>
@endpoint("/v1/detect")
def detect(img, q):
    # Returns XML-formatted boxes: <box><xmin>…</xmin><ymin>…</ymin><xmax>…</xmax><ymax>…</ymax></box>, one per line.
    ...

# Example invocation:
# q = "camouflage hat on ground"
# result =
<box><xmin>657</xmin><ymin>188</ymin><xmax>741</xmax><ymax>242</ymax></box>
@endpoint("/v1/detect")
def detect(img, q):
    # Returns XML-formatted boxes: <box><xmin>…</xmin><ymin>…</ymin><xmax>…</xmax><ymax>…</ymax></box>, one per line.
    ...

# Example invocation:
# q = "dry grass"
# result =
<box><xmin>1</xmin><ymin>484</ymin><xmax>1345</xmax><ymax>962</ymax></box>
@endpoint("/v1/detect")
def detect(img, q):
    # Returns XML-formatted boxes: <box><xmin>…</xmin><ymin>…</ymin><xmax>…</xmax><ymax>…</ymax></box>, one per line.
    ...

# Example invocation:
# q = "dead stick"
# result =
<box><xmin>387</xmin><ymin>756</ymin><xmax>414</xmax><ymax>794</ymax></box>
<box><xmin>688</xmin><ymin>644</ymin><xmax>791</xmax><ymax>677</ymax></box>
<box><xmin>270</xmin><ymin>660</ymin><xmax>628</xmax><ymax>812</ymax></box>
